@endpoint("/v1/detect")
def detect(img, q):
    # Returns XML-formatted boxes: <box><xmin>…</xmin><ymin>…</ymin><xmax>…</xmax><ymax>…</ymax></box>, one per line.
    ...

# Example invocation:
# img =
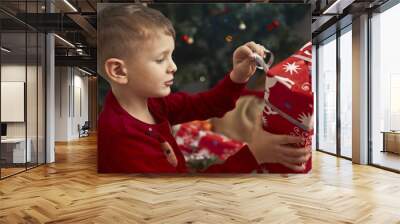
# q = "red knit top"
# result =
<box><xmin>97</xmin><ymin>74</ymin><xmax>260</xmax><ymax>173</ymax></box>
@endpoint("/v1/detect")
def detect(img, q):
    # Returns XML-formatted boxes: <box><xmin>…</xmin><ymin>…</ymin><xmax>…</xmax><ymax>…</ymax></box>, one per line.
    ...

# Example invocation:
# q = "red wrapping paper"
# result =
<box><xmin>174</xmin><ymin>121</ymin><xmax>244</xmax><ymax>161</ymax></box>
<box><xmin>261</xmin><ymin>42</ymin><xmax>314</xmax><ymax>173</ymax></box>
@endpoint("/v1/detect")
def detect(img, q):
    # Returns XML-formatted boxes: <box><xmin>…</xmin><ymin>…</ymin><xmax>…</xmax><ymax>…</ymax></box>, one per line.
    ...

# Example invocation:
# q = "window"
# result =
<box><xmin>317</xmin><ymin>35</ymin><xmax>337</xmax><ymax>154</ymax></box>
<box><xmin>0</xmin><ymin>1</ymin><xmax>47</xmax><ymax>179</ymax></box>
<box><xmin>339</xmin><ymin>27</ymin><xmax>352</xmax><ymax>158</ymax></box>
<box><xmin>371</xmin><ymin>2</ymin><xmax>400</xmax><ymax>171</ymax></box>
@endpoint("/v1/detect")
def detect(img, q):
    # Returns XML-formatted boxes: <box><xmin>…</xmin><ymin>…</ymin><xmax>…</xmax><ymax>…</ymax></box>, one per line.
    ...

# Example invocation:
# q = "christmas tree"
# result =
<box><xmin>98</xmin><ymin>3</ymin><xmax>310</xmax><ymax>110</ymax></box>
<box><xmin>152</xmin><ymin>3</ymin><xmax>310</xmax><ymax>91</ymax></box>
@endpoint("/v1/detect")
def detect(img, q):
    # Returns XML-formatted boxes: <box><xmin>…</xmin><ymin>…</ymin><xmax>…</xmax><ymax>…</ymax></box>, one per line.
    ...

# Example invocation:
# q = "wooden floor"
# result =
<box><xmin>1</xmin><ymin>135</ymin><xmax>400</xmax><ymax>223</ymax></box>
<box><xmin>372</xmin><ymin>151</ymin><xmax>400</xmax><ymax>171</ymax></box>
<box><xmin>1</xmin><ymin>167</ymin><xmax>26</xmax><ymax>178</ymax></box>
<box><xmin>1</xmin><ymin>163</ymin><xmax>44</xmax><ymax>178</ymax></box>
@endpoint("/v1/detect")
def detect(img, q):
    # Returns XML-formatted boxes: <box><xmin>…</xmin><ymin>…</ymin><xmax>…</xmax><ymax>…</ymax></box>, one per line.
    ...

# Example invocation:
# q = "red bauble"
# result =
<box><xmin>181</xmin><ymin>34</ymin><xmax>189</xmax><ymax>42</ymax></box>
<box><xmin>266</xmin><ymin>20</ymin><xmax>280</xmax><ymax>31</ymax></box>
<box><xmin>272</xmin><ymin>19</ymin><xmax>280</xmax><ymax>28</ymax></box>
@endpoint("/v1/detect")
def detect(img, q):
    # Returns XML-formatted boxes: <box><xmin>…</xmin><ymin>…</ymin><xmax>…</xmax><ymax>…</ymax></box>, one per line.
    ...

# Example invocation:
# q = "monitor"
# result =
<box><xmin>1</xmin><ymin>123</ymin><xmax>7</xmax><ymax>137</ymax></box>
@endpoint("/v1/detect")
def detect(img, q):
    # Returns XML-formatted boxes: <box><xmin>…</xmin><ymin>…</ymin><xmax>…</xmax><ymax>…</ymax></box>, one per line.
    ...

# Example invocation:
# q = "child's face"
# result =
<box><xmin>125</xmin><ymin>32</ymin><xmax>177</xmax><ymax>98</ymax></box>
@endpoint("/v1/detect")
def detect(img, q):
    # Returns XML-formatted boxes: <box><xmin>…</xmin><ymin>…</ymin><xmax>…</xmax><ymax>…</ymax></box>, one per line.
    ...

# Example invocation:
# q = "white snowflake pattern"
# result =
<box><xmin>298</xmin><ymin>113</ymin><xmax>314</xmax><ymax>130</ymax></box>
<box><xmin>283</xmin><ymin>62</ymin><xmax>300</xmax><ymax>75</ymax></box>
<box><xmin>176</xmin><ymin>137</ymin><xmax>184</xmax><ymax>145</ymax></box>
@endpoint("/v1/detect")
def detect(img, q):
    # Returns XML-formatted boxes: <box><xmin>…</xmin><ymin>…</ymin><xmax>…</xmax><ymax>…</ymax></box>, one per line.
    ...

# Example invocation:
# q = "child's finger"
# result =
<box><xmin>247</xmin><ymin>42</ymin><xmax>264</xmax><ymax>59</ymax></box>
<box><xmin>247</xmin><ymin>54</ymin><xmax>256</xmax><ymax>64</ymax></box>
<box><xmin>282</xmin><ymin>153</ymin><xmax>309</xmax><ymax>164</ymax></box>
<box><xmin>243</xmin><ymin>45</ymin><xmax>254</xmax><ymax>57</ymax></box>
<box><xmin>256</xmin><ymin>44</ymin><xmax>265</xmax><ymax>57</ymax></box>
<box><xmin>261</xmin><ymin>45</ymin><xmax>268</xmax><ymax>58</ymax></box>
<box><xmin>280</xmin><ymin>146</ymin><xmax>310</xmax><ymax>158</ymax></box>
<box><xmin>234</xmin><ymin>45</ymin><xmax>252</xmax><ymax>63</ymax></box>
<box><xmin>278</xmin><ymin>135</ymin><xmax>303</xmax><ymax>144</ymax></box>
<box><xmin>244</xmin><ymin>56</ymin><xmax>257</xmax><ymax>74</ymax></box>
<box><xmin>280</xmin><ymin>161</ymin><xmax>306</xmax><ymax>172</ymax></box>
<box><xmin>245</xmin><ymin>41</ymin><xmax>258</xmax><ymax>53</ymax></box>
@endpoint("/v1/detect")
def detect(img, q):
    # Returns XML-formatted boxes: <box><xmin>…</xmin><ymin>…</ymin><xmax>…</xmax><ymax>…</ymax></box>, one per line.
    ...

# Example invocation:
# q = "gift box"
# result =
<box><xmin>261</xmin><ymin>42</ymin><xmax>314</xmax><ymax>173</ymax></box>
<box><xmin>174</xmin><ymin>121</ymin><xmax>244</xmax><ymax>171</ymax></box>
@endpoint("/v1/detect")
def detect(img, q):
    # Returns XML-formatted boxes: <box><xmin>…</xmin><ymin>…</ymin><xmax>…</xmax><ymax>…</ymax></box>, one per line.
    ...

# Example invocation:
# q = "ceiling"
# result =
<box><xmin>0</xmin><ymin>0</ymin><xmax>392</xmax><ymax>73</ymax></box>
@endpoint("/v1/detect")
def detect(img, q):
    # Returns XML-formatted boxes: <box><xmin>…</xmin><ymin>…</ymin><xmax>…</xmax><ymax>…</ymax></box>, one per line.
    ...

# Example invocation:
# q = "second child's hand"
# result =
<box><xmin>247</xmin><ymin>116</ymin><xmax>312</xmax><ymax>172</ymax></box>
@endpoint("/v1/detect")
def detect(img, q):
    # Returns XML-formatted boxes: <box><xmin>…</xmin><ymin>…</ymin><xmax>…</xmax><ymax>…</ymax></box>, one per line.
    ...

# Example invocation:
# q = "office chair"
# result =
<box><xmin>79</xmin><ymin>121</ymin><xmax>90</xmax><ymax>138</ymax></box>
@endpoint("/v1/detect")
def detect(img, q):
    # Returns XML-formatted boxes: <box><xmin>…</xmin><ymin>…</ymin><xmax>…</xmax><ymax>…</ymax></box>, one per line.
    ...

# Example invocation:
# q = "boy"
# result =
<box><xmin>97</xmin><ymin>4</ymin><xmax>311</xmax><ymax>173</ymax></box>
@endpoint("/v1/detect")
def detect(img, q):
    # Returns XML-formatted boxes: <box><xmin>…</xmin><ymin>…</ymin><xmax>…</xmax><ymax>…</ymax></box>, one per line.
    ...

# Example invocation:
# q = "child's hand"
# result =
<box><xmin>231</xmin><ymin>41</ymin><xmax>267</xmax><ymax>83</ymax></box>
<box><xmin>247</xmin><ymin>116</ymin><xmax>312</xmax><ymax>171</ymax></box>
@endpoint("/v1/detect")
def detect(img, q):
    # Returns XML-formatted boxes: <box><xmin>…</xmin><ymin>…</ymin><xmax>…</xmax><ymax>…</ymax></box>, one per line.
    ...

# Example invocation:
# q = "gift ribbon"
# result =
<box><xmin>264</xmin><ymin>99</ymin><xmax>312</xmax><ymax>132</ymax></box>
<box><xmin>256</xmin><ymin>48</ymin><xmax>312</xmax><ymax>132</ymax></box>
<box><xmin>253</xmin><ymin>49</ymin><xmax>274</xmax><ymax>72</ymax></box>
<box><xmin>292</xmin><ymin>54</ymin><xmax>312</xmax><ymax>63</ymax></box>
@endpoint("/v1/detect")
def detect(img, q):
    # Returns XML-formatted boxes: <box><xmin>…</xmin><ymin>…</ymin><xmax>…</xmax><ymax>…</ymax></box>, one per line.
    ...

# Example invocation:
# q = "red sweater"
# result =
<box><xmin>97</xmin><ymin>74</ymin><xmax>260</xmax><ymax>173</ymax></box>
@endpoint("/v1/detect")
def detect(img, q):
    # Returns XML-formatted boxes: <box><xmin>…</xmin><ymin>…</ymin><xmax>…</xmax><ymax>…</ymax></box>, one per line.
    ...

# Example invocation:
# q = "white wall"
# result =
<box><xmin>54</xmin><ymin>67</ymin><xmax>89</xmax><ymax>141</ymax></box>
<box><xmin>1</xmin><ymin>64</ymin><xmax>26</xmax><ymax>81</ymax></box>
<box><xmin>1</xmin><ymin>64</ymin><xmax>46</xmax><ymax>164</ymax></box>
<box><xmin>55</xmin><ymin>66</ymin><xmax>69</xmax><ymax>141</ymax></box>
<box><xmin>72</xmin><ymin>73</ymin><xmax>89</xmax><ymax>138</ymax></box>
<box><xmin>1</xmin><ymin>65</ymin><xmax>34</xmax><ymax>138</ymax></box>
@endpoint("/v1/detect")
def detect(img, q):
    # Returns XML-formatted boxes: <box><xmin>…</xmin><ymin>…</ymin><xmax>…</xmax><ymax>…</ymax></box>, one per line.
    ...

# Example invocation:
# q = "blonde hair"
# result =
<box><xmin>98</xmin><ymin>4</ymin><xmax>176</xmax><ymax>79</ymax></box>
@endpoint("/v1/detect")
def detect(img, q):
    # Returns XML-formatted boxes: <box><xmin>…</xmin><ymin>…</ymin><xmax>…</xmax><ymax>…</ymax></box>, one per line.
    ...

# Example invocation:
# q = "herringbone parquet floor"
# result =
<box><xmin>1</xmin><ymin>134</ymin><xmax>400</xmax><ymax>224</ymax></box>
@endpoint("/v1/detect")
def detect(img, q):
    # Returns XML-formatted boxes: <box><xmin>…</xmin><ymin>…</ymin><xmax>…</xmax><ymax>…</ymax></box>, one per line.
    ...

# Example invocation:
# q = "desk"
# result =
<box><xmin>381</xmin><ymin>131</ymin><xmax>400</xmax><ymax>154</ymax></box>
<box><xmin>1</xmin><ymin>138</ymin><xmax>31</xmax><ymax>163</ymax></box>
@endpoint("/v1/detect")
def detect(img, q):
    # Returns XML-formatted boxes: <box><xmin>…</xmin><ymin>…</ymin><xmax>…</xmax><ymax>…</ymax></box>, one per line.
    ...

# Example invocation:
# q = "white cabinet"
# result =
<box><xmin>382</xmin><ymin>132</ymin><xmax>400</xmax><ymax>154</ymax></box>
<box><xmin>1</xmin><ymin>138</ymin><xmax>32</xmax><ymax>163</ymax></box>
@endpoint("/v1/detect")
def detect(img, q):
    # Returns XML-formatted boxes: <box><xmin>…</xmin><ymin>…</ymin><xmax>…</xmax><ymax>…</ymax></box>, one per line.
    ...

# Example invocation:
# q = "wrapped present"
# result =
<box><xmin>260</xmin><ymin>42</ymin><xmax>314</xmax><ymax>173</ymax></box>
<box><xmin>174</xmin><ymin>121</ymin><xmax>244</xmax><ymax>171</ymax></box>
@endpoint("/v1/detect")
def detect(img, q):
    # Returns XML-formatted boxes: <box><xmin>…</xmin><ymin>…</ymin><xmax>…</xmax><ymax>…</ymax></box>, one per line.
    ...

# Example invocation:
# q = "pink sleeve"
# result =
<box><xmin>202</xmin><ymin>145</ymin><xmax>260</xmax><ymax>173</ymax></box>
<box><xmin>163</xmin><ymin>73</ymin><xmax>247</xmax><ymax>125</ymax></box>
